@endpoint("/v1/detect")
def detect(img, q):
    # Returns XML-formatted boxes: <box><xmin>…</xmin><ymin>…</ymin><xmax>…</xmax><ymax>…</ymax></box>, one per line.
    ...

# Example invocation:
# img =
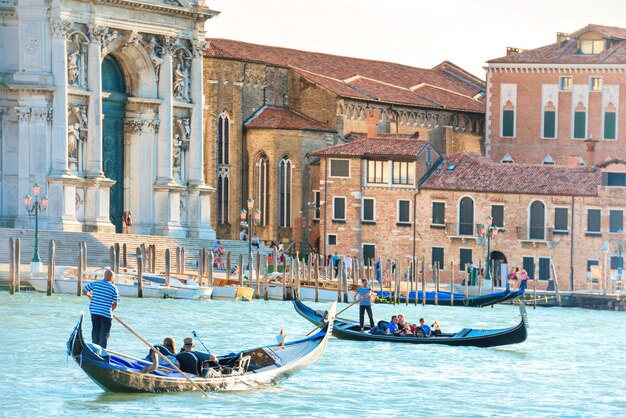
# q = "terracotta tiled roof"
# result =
<box><xmin>312</xmin><ymin>135</ymin><xmax>427</xmax><ymax>159</ymax></box>
<box><xmin>488</xmin><ymin>24</ymin><xmax>626</xmax><ymax>65</ymax></box>
<box><xmin>244</xmin><ymin>106</ymin><xmax>335</xmax><ymax>132</ymax></box>
<box><xmin>421</xmin><ymin>153</ymin><xmax>601</xmax><ymax>196</ymax></box>
<box><xmin>206</xmin><ymin>39</ymin><xmax>485</xmax><ymax>113</ymax></box>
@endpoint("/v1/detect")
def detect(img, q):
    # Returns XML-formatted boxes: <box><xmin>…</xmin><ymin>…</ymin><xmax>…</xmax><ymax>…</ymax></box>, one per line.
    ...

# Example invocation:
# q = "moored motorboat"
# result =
<box><xmin>67</xmin><ymin>303</ymin><xmax>336</xmax><ymax>393</ymax></box>
<box><xmin>141</xmin><ymin>273</ymin><xmax>213</xmax><ymax>300</ymax></box>
<box><xmin>293</xmin><ymin>299</ymin><xmax>527</xmax><ymax>348</ymax></box>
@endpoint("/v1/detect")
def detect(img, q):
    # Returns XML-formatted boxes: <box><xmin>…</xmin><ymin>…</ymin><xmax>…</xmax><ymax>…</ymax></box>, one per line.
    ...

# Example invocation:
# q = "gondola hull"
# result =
<box><xmin>293</xmin><ymin>299</ymin><xmax>527</xmax><ymax>348</ymax></box>
<box><xmin>68</xmin><ymin>304</ymin><xmax>335</xmax><ymax>393</ymax></box>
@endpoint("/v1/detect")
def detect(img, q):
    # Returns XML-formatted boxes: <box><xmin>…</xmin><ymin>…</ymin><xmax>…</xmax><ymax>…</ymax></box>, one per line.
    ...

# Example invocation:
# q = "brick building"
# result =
<box><xmin>313</xmin><ymin>133</ymin><xmax>626</xmax><ymax>291</ymax></box>
<box><xmin>203</xmin><ymin>39</ymin><xmax>485</xmax><ymax>244</ymax></box>
<box><xmin>486</xmin><ymin>24</ymin><xmax>626</xmax><ymax>165</ymax></box>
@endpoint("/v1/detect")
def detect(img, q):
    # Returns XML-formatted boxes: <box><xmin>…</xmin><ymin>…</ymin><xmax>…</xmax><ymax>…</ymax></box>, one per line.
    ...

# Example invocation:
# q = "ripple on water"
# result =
<box><xmin>1</xmin><ymin>292</ymin><xmax>626</xmax><ymax>417</ymax></box>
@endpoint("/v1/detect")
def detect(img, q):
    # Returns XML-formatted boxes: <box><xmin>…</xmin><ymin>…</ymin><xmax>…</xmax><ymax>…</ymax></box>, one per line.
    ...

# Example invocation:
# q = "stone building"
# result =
<box><xmin>313</xmin><ymin>133</ymin><xmax>626</xmax><ymax>291</ymax></box>
<box><xmin>0</xmin><ymin>0</ymin><xmax>218</xmax><ymax>238</ymax></box>
<box><xmin>486</xmin><ymin>24</ymin><xmax>626</xmax><ymax>165</ymax></box>
<box><xmin>203</xmin><ymin>39</ymin><xmax>486</xmax><ymax>244</ymax></box>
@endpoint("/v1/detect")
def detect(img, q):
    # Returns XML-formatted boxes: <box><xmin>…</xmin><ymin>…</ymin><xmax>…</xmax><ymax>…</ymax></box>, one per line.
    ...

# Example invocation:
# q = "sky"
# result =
<box><xmin>205</xmin><ymin>0</ymin><xmax>626</xmax><ymax>79</ymax></box>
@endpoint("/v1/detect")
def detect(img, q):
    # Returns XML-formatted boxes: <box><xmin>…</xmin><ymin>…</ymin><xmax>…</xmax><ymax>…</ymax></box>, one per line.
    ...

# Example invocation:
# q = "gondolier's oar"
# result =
<box><xmin>306</xmin><ymin>300</ymin><xmax>358</xmax><ymax>336</ymax></box>
<box><xmin>112</xmin><ymin>314</ymin><xmax>210</xmax><ymax>398</ymax></box>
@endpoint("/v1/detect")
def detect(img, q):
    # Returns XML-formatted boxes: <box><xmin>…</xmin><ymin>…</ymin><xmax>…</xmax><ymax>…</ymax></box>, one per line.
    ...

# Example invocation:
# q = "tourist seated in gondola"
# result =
<box><xmin>176</xmin><ymin>337</ymin><xmax>219</xmax><ymax>376</ymax></box>
<box><xmin>140</xmin><ymin>337</ymin><xmax>180</xmax><ymax>373</ymax></box>
<box><xmin>419</xmin><ymin>318</ymin><xmax>432</xmax><ymax>337</ymax></box>
<box><xmin>386</xmin><ymin>315</ymin><xmax>400</xmax><ymax>335</ymax></box>
<box><xmin>431</xmin><ymin>320</ymin><xmax>443</xmax><ymax>336</ymax></box>
<box><xmin>397</xmin><ymin>315</ymin><xmax>412</xmax><ymax>335</ymax></box>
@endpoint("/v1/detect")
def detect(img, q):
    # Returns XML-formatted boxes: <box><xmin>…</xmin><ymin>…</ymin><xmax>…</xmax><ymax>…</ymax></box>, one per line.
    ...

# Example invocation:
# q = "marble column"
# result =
<box><xmin>156</xmin><ymin>36</ymin><xmax>175</xmax><ymax>183</ymax></box>
<box><xmin>86</xmin><ymin>25</ymin><xmax>104</xmax><ymax>178</ymax></box>
<box><xmin>15</xmin><ymin>107</ymin><xmax>31</xmax><ymax>229</ymax></box>
<box><xmin>189</xmin><ymin>40</ymin><xmax>205</xmax><ymax>186</ymax></box>
<box><xmin>49</xmin><ymin>18</ymin><xmax>71</xmax><ymax>175</ymax></box>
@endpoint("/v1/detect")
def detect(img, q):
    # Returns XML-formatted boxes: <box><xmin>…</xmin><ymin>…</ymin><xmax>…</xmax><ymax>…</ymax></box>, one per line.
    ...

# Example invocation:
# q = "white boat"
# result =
<box><xmin>28</xmin><ymin>266</ymin><xmax>177</xmax><ymax>298</ymax></box>
<box><xmin>298</xmin><ymin>286</ymin><xmax>356</xmax><ymax>302</ymax></box>
<box><xmin>210</xmin><ymin>272</ymin><xmax>254</xmax><ymax>300</ymax></box>
<box><xmin>141</xmin><ymin>273</ymin><xmax>213</xmax><ymax>300</ymax></box>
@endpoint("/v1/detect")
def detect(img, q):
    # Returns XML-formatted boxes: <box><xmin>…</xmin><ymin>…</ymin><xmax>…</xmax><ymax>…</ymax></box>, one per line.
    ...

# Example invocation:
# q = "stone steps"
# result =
<box><xmin>0</xmin><ymin>228</ymin><xmax>271</xmax><ymax>273</ymax></box>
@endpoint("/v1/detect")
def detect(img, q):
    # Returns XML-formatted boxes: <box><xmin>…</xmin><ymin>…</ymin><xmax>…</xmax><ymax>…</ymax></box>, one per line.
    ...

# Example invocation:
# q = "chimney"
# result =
<box><xmin>365</xmin><ymin>108</ymin><xmax>380</xmax><ymax>138</ymax></box>
<box><xmin>556</xmin><ymin>32</ymin><xmax>569</xmax><ymax>44</ymax></box>
<box><xmin>585</xmin><ymin>138</ymin><xmax>598</xmax><ymax>166</ymax></box>
<box><xmin>565</xmin><ymin>155</ymin><xmax>584</xmax><ymax>167</ymax></box>
<box><xmin>506</xmin><ymin>47</ymin><xmax>523</xmax><ymax>56</ymax></box>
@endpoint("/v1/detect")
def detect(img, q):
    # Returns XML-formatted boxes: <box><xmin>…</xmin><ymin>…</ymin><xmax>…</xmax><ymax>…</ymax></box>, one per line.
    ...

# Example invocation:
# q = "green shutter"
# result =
<box><xmin>574</xmin><ymin>111</ymin><xmax>586</xmax><ymax>139</ymax></box>
<box><xmin>604</xmin><ymin>112</ymin><xmax>616</xmax><ymax>140</ymax></box>
<box><xmin>502</xmin><ymin>110</ymin><xmax>515</xmax><ymax>137</ymax></box>
<box><xmin>543</xmin><ymin>111</ymin><xmax>556</xmax><ymax>138</ymax></box>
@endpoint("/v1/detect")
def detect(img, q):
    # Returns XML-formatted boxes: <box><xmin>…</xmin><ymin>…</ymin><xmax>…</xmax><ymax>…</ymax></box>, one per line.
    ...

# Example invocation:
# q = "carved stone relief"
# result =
<box><xmin>173</xmin><ymin>117</ymin><xmax>190</xmax><ymax>181</ymax></box>
<box><xmin>49</xmin><ymin>18</ymin><xmax>72</xmax><ymax>39</ymax></box>
<box><xmin>68</xmin><ymin>105</ymin><xmax>87</xmax><ymax>173</ymax></box>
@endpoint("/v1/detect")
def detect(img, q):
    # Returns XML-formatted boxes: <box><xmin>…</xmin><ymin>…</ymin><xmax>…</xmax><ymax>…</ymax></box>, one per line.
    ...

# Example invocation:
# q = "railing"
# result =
<box><xmin>516</xmin><ymin>226</ymin><xmax>553</xmax><ymax>241</ymax></box>
<box><xmin>445</xmin><ymin>222</ymin><xmax>481</xmax><ymax>237</ymax></box>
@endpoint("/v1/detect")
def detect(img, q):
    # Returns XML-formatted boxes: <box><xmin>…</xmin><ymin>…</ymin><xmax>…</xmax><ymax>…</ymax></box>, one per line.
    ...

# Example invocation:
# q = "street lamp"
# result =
<box><xmin>479</xmin><ymin>215</ymin><xmax>499</xmax><ymax>285</ymax></box>
<box><xmin>23</xmin><ymin>182</ymin><xmax>48</xmax><ymax>270</ymax></box>
<box><xmin>240</xmin><ymin>198</ymin><xmax>261</xmax><ymax>257</ymax></box>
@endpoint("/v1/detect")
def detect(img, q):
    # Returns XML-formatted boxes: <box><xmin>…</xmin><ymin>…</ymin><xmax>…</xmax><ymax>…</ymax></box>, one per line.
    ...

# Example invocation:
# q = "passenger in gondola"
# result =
<box><xmin>431</xmin><ymin>320</ymin><xmax>442</xmax><ymax>336</ymax></box>
<box><xmin>386</xmin><ymin>315</ymin><xmax>400</xmax><ymax>335</ymax></box>
<box><xmin>140</xmin><ymin>337</ymin><xmax>180</xmax><ymax>373</ymax></box>
<box><xmin>176</xmin><ymin>337</ymin><xmax>219</xmax><ymax>376</ymax></box>
<box><xmin>419</xmin><ymin>318</ymin><xmax>432</xmax><ymax>337</ymax></box>
<box><xmin>397</xmin><ymin>314</ymin><xmax>412</xmax><ymax>335</ymax></box>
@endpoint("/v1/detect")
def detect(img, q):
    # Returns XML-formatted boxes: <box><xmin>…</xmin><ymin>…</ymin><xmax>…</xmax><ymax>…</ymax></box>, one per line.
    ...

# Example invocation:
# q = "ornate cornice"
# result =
<box><xmin>49</xmin><ymin>18</ymin><xmax>73</xmax><ymax>39</ymax></box>
<box><xmin>91</xmin><ymin>0</ymin><xmax>219</xmax><ymax>21</ymax></box>
<box><xmin>192</xmin><ymin>39</ymin><xmax>208</xmax><ymax>58</ymax></box>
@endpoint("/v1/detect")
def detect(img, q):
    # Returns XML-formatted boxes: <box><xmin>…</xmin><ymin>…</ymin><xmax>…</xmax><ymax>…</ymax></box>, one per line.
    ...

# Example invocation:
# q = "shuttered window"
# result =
<box><xmin>491</xmin><ymin>205</ymin><xmax>504</xmax><ymax>228</ymax></box>
<box><xmin>574</xmin><ymin>111</ymin><xmax>586</xmax><ymax>139</ymax></box>
<box><xmin>432</xmin><ymin>247</ymin><xmax>444</xmax><ymax>270</ymax></box>
<box><xmin>398</xmin><ymin>200</ymin><xmax>410</xmax><ymax>223</ymax></box>
<box><xmin>587</xmin><ymin>209</ymin><xmax>601</xmax><ymax>233</ymax></box>
<box><xmin>554</xmin><ymin>208</ymin><xmax>569</xmax><ymax>232</ymax></box>
<box><xmin>610</xmin><ymin>210</ymin><xmax>623</xmax><ymax>233</ymax></box>
<box><xmin>362</xmin><ymin>198</ymin><xmax>375</xmax><ymax>222</ymax></box>
<box><xmin>604</xmin><ymin>112</ymin><xmax>616</xmax><ymax>140</ymax></box>
<box><xmin>432</xmin><ymin>202</ymin><xmax>445</xmax><ymax>225</ymax></box>
<box><xmin>523</xmin><ymin>257</ymin><xmax>535</xmax><ymax>280</ymax></box>
<box><xmin>333</xmin><ymin>197</ymin><xmax>346</xmax><ymax>221</ymax></box>
<box><xmin>543</xmin><ymin>111</ymin><xmax>556</xmax><ymax>138</ymax></box>
<box><xmin>502</xmin><ymin>110</ymin><xmax>515</xmax><ymax>137</ymax></box>
<box><xmin>460</xmin><ymin>248</ymin><xmax>472</xmax><ymax>271</ymax></box>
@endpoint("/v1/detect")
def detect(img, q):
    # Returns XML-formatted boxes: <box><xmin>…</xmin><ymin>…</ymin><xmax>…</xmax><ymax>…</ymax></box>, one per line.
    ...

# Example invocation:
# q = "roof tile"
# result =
<box><xmin>245</xmin><ymin>107</ymin><xmax>334</xmax><ymax>132</ymax></box>
<box><xmin>313</xmin><ymin>135</ymin><xmax>427</xmax><ymax>159</ymax></box>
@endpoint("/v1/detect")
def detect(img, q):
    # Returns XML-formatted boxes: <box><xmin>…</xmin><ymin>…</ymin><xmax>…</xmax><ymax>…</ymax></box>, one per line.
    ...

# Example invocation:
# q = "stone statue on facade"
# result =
<box><xmin>144</xmin><ymin>36</ymin><xmax>163</xmax><ymax>80</ymax></box>
<box><xmin>173</xmin><ymin>63</ymin><xmax>186</xmax><ymax>99</ymax></box>
<box><xmin>67</xmin><ymin>32</ymin><xmax>88</xmax><ymax>87</ymax></box>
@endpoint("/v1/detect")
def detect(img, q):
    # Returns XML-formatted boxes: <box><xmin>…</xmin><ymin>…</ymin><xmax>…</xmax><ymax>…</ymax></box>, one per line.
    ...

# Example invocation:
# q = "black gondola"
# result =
<box><xmin>377</xmin><ymin>280</ymin><xmax>527</xmax><ymax>307</ymax></box>
<box><xmin>293</xmin><ymin>299</ymin><xmax>527</xmax><ymax>348</ymax></box>
<box><xmin>67</xmin><ymin>303</ymin><xmax>336</xmax><ymax>393</ymax></box>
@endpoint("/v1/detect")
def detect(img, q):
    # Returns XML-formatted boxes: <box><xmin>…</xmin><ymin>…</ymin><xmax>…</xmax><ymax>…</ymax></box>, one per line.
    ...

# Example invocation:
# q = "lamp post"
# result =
<box><xmin>479</xmin><ymin>215</ymin><xmax>499</xmax><ymax>285</ymax></box>
<box><xmin>23</xmin><ymin>182</ymin><xmax>48</xmax><ymax>271</ymax></box>
<box><xmin>240</xmin><ymin>198</ymin><xmax>261</xmax><ymax>257</ymax></box>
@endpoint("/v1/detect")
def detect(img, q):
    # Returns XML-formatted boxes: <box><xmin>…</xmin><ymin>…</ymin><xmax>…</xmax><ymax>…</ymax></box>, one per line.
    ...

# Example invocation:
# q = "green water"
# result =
<box><xmin>1</xmin><ymin>292</ymin><xmax>625</xmax><ymax>417</ymax></box>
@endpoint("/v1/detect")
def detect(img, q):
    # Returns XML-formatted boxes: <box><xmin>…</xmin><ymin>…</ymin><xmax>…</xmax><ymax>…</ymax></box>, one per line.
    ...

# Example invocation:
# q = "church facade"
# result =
<box><xmin>0</xmin><ymin>0</ymin><xmax>218</xmax><ymax>238</ymax></box>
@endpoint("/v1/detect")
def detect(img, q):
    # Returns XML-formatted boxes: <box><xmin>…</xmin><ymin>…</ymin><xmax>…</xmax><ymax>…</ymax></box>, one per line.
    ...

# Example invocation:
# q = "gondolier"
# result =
<box><xmin>83</xmin><ymin>269</ymin><xmax>120</xmax><ymax>348</ymax></box>
<box><xmin>354</xmin><ymin>279</ymin><xmax>374</xmax><ymax>331</ymax></box>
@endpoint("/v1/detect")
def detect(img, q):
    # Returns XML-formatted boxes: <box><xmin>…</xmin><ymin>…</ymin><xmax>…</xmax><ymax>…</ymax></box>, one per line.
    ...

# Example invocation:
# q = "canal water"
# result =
<box><xmin>1</xmin><ymin>292</ymin><xmax>625</xmax><ymax>417</ymax></box>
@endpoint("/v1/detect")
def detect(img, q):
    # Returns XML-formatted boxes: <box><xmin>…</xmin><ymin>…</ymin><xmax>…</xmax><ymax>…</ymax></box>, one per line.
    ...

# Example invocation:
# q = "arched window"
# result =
<box><xmin>217</xmin><ymin>174</ymin><xmax>229</xmax><ymax>224</ymax></box>
<box><xmin>257</xmin><ymin>154</ymin><xmax>269</xmax><ymax>226</ymax></box>
<box><xmin>458</xmin><ymin>197</ymin><xmax>474</xmax><ymax>236</ymax></box>
<box><xmin>217</xmin><ymin>113</ymin><xmax>229</xmax><ymax>165</ymax></box>
<box><xmin>279</xmin><ymin>156</ymin><xmax>292</xmax><ymax>227</ymax></box>
<box><xmin>529</xmin><ymin>201</ymin><xmax>545</xmax><ymax>240</ymax></box>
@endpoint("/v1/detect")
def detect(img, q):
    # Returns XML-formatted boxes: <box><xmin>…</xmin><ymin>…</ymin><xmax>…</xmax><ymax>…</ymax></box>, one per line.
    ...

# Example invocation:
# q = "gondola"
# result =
<box><xmin>376</xmin><ymin>280</ymin><xmax>527</xmax><ymax>307</ymax></box>
<box><xmin>67</xmin><ymin>303</ymin><xmax>336</xmax><ymax>393</ymax></box>
<box><xmin>293</xmin><ymin>299</ymin><xmax>527</xmax><ymax>348</ymax></box>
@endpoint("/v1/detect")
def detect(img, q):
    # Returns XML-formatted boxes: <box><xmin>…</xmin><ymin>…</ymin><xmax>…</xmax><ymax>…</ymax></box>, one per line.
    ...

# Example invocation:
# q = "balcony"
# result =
<box><xmin>445</xmin><ymin>222</ymin><xmax>480</xmax><ymax>242</ymax></box>
<box><xmin>516</xmin><ymin>226</ymin><xmax>553</xmax><ymax>245</ymax></box>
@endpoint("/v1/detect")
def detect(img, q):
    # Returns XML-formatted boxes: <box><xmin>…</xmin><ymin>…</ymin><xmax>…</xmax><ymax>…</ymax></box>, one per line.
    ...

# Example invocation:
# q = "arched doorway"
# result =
<box><xmin>491</xmin><ymin>251</ymin><xmax>508</xmax><ymax>286</ymax></box>
<box><xmin>459</xmin><ymin>197</ymin><xmax>474</xmax><ymax>236</ymax></box>
<box><xmin>529</xmin><ymin>200</ymin><xmax>545</xmax><ymax>240</ymax></box>
<box><xmin>102</xmin><ymin>55</ymin><xmax>127</xmax><ymax>232</ymax></box>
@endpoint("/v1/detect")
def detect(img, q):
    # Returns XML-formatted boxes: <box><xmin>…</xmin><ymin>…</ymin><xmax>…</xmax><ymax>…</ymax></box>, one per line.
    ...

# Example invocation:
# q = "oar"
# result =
<box><xmin>112</xmin><ymin>314</ymin><xmax>210</xmax><ymax>398</ymax></box>
<box><xmin>306</xmin><ymin>300</ymin><xmax>358</xmax><ymax>336</ymax></box>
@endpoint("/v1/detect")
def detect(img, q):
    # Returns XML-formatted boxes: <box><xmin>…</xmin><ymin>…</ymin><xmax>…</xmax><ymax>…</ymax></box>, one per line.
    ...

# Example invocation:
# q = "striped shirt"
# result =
<box><xmin>84</xmin><ymin>280</ymin><xmax>120</xmax><ymax>318</ymax></box>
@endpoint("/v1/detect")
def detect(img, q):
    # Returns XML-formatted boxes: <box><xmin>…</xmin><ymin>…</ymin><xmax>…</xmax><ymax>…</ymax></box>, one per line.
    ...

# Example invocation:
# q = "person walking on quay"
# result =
<box><xmin>354</xmin><ymin>278</ymin><xmax>374</xmax><ymax>332</ymax></box>
<box><xmin>83</xmin><ymin>269</ymin><xmax>120</xmax><ymax>348</ymax></box>
<box><xmin>343</xmin><ymin>254</ymin><xmax>353</xmax><ymax>282</ymax></box>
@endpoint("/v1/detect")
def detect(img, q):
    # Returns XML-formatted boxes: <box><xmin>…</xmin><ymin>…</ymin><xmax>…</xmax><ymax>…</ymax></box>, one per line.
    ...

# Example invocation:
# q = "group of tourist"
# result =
<box><xmin>326</xmin><ymin>252</ymin><xmax>354</xmax><ymax>280</ymax></box>
<box><xmin>240</xmin><ymin>229</ymin><xmax>261</xmax><ymax>249</ymax></box>
<box><xmin>507</xmin><ymin>267</ymin><xmax>530</xmax><ymax>290</ymax></box>
<box><xmin>140</xmin><ymin>336</ymin><xmax>219</xmax><ymax>376</ymax></box>
<box><xmin>385</xmin><ymin>315</ymin><xmax>439</xmax><ymax>337</ymax></box>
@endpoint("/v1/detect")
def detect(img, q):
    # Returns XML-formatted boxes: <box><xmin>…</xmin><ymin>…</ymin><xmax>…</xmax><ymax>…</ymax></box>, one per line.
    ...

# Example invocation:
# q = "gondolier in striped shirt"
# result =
<box><xmin>83</xmin><ymin>269</ymin><xmax>120</xmax><ymax>348</ymax></box>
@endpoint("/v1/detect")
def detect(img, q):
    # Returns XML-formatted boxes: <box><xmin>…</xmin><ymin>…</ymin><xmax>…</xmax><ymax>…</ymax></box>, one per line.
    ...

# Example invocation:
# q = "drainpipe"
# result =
<box><xmin>240</xmin><ymin>62</ymin><xmax>248</xmax><ymax>231</ymax></box>
<box><xmin>322</xmin><ymin>157</ymin><xmax>328</xmax><ymax>262</ymax></box>
<box><xmin>570</xmin><ymin>196</ymin><xmax>575</xmax><ymax>290</ymax></box>
<box><xmin>412</xmin><ymin>189</ymin><xmax>421</xmax><ymax>287</ymax></box>
<box><xmin>358</xmin><ymin>158</ymin><xmax>363</xmax><ymax>261</ymax></box>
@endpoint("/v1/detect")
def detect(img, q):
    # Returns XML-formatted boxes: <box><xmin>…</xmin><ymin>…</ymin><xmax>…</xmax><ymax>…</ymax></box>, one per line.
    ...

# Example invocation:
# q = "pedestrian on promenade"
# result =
<box><xmin>344</xmin><ymin>254</ymin><xmax>353</xmax><ymax>282</ymax></box>
<box><xmin>83</xmin><ymin>269</ymin><xmax>120</xmax><ymax>348</ymax></box>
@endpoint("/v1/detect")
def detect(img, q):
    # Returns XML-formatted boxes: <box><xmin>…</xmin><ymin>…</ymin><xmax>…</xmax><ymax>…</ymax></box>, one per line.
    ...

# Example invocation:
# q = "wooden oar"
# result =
<box><xmin>112</xmin><ymin>314</ymin><xmax>210</xmax><ymax>398</ymax></box>
<box><xmin>306</xmin><ymin>300</ymin><xmax>358</xmax><ymax>336</ymax></box>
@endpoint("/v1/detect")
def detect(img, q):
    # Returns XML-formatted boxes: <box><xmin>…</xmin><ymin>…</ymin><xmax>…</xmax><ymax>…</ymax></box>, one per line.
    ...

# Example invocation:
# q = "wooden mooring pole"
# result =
<box><xmin>9</xmin><ymin>237</ymin><xmax>15</xmax><ymax>295</ymax></box>
<box><xmin>136</xmin><ymin>248</ymin><xmax>143</xmax><ymax>298</ymax></box>
<box><xmin>77</xmin><ymin>243</ymin><xmax>83</xmax><ymax>297</ymax></box>
<box><xmin>450</xmin><ymin>261</ymin><xmax>455</xmax><ymax>306</ymax></box>
<box><xmin>165</xmin><ymin>249</ymin><xmax>171</xmax><ymax>287</ymax></box>
<box><xmin>47</xmin><ymin>240</ymin><xmax>55</xmax><ymax>296</ymax></box>
<box><xmin>14</xmin><ymin>237</ymin><xmax>20</xmax><ymax>292</ymax></box>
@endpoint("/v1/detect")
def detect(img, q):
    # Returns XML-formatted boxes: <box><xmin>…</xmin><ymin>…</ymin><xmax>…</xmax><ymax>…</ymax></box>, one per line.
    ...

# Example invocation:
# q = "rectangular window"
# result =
<box><xmin>329</xmin><ymin>159</ymin><xmax>350</xmax><ymax>177</ymax></box>
<box><xmin>610</xmin><ymin>210</ymin><xmax>623</xmax><ymax>233</ymax></box>
<box><xmin>367</xmin><ymin>160</ymin><xmax>389</xmax><ymax>184</ymax></box>
<box><xmin>587</xmin><ymin>260</ymin><xmax>600</xmax><ymax>280</ymax></box>
<box><xmin>559</xmin><ymin>76</ymin><xmax>572</xmax><ymax>91</ymax></box>
<box><xmin>610</xmin><ymin>256</ymin><xmax>623</xmax><ymax>271</ymax></box>
<box><xmin>327</xmin><ymin>234</ymin><xmax>337</xmax><ymax>245</ymax></box>
<box><xmin>574</xmin><ymin>111</ymin><xmax>586</xmax><ymax>139</ymax></box>
<box><xmin>398</xmin><ymin>200</ymin><xmax>410</xmax><ymax>224</ymax></box>
<box><xmin>604</xmin><ymin>112</ymin><xmax>616</xmax><ymax>140</ymax></box>
<box><xmin>543</xmin><ymin>111</ymin><xmax>556</xmax><ymax>138</ymax></box>
<box><xmin>333</xmin><ymin>197</ymin><xmax>346</xmax><ymax>221</ymax></box>
<box><xmin>581</xmin><ymin>39</ymin><xmax>605</xmax><ymax>54</ymax></box>
<box><xmin>313</xmin><ymin>191</ymin><xmax>321</xmax><ymax>220</ymax></box>
<box><xmin>432</xmin><ymin>247</ymin><xmax>444</xmax><ymax>270</ymax></box>
<box><xmin>362</xmin><ymin>198</ymin><xmax>375</xmax><ymax>222</ymax></box>
<box><xmin>539</xmin><ymin>257</ymin><xmax>551</xmax><ymax>280</ymax></box>
<box><xmin>523</xmin><ymin>257</ymin><xmax>535</xmax><ymax>280</ymax></box>
<box><xmin>460</xmin><ymin>248</ymin><xmax>472</xmax><ymax>271</ymax></box>
<box><xmin>392</xmin><ymin>161</ymin><xmax>415</xmax><ymax>185</ymax></box>
<box><xmin>587</xmin><ymin>209</ymin><xmax>601</xmax><ymax>233</ymax></box>
<box><xmin>502</xmin><ymin>109</ymin><xmax>515</xmax><ymax>137</ymax></box>
<box><xmin>554</xmin><ymin>208</ymin><xmax>569</xmax><ymax>232</ymax></box>
<box><xmin>491</xmin><ymin>205</ymin><xmax>504</xmax><ymax>228</ymax></box>
<box><xmin>363</xmin><ymin>244</ymin><xmax>376</xmax><ymax>264</ymax></box>
<box><xmin>590</xmin><ymin>77</ymin><xmax>602</xmax><ymax>91</ymax></box>
<box><xmin>605</xmin><ymin>172</ymin><xmax>626</xmax><ymax>186</ymax></box>
<box><xmin>432</xmin><ymin>202</ymin><xmax>445</xmax><ymax>226</ymax></box>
